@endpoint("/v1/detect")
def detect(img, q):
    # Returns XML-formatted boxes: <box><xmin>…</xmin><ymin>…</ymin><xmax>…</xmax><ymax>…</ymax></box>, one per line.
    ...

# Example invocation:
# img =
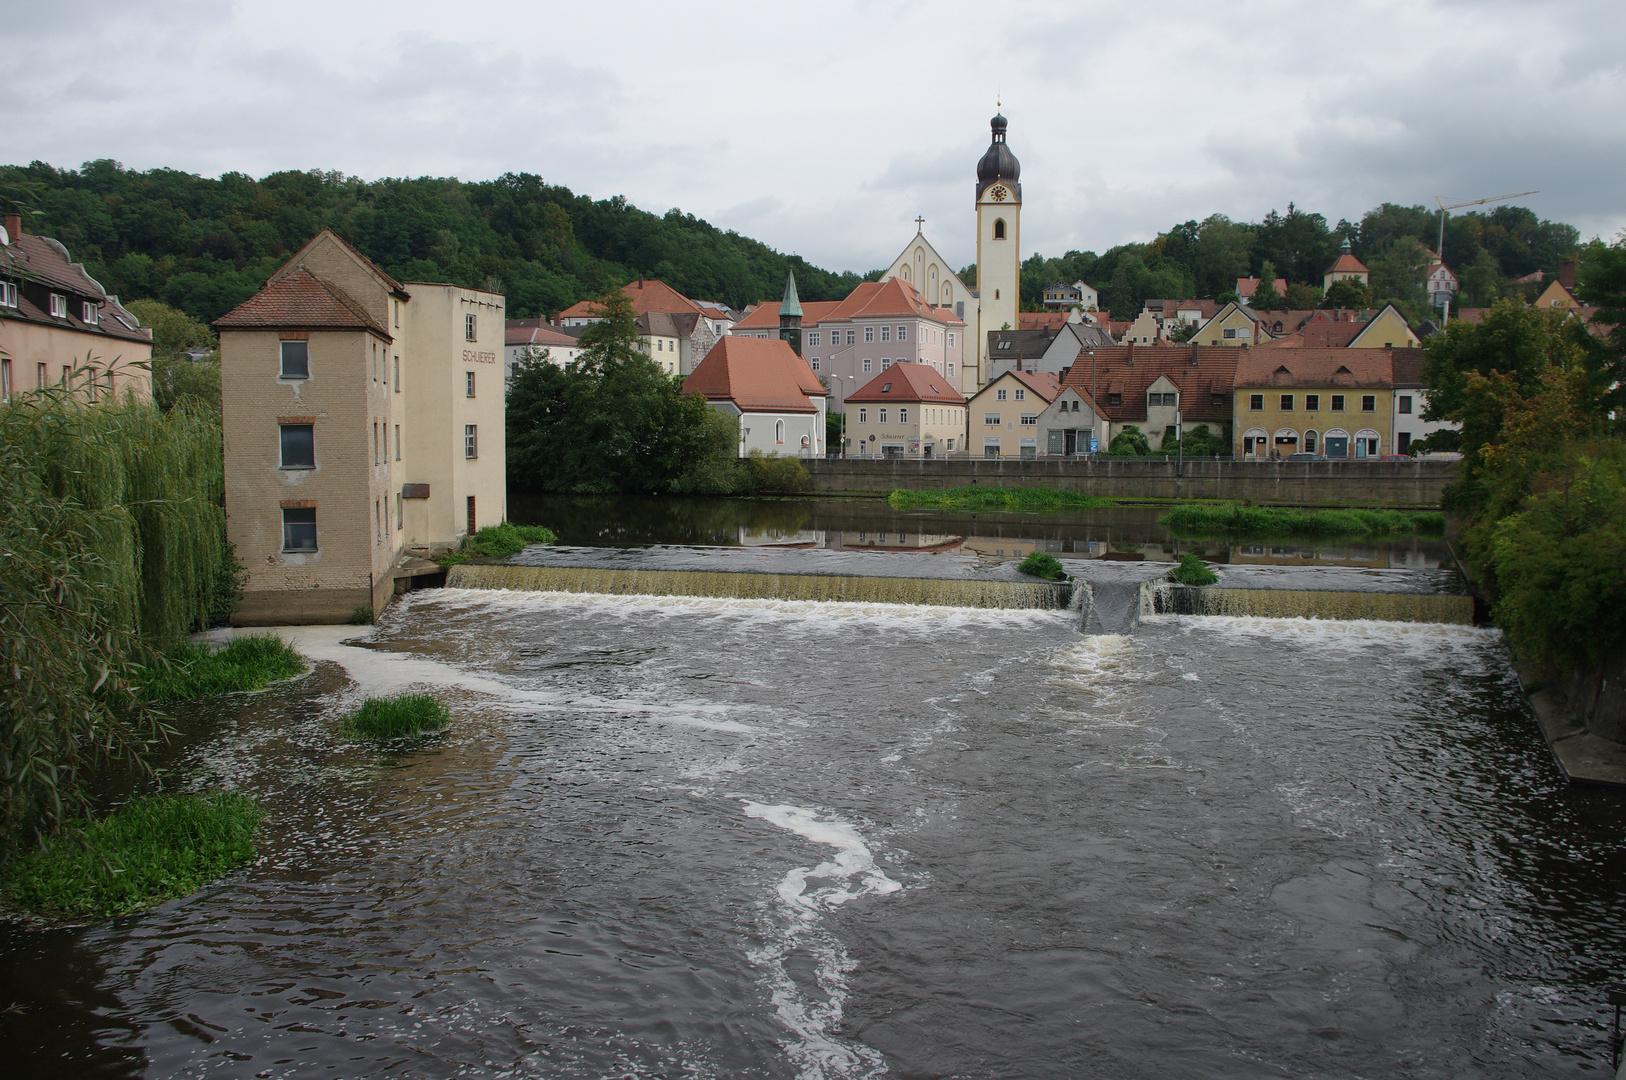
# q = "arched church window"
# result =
<box><xmin>943</xmin><ymin>283</ymin><xmax>952</xmax><ymax>304</ymax></box>
<box><xmin>775</xmin><ymin>419</ymin><xmax>785</xmax><ymax>444</ymax></box>
<box><xmin>902</xmin><ymin>266</ymin><xmax>910</xmax><ymax>282</ymax></box>
<box><xmin>993</xmin><ymin>219</ymin><xmax>1006</xmax><ymax>240</ymax></box>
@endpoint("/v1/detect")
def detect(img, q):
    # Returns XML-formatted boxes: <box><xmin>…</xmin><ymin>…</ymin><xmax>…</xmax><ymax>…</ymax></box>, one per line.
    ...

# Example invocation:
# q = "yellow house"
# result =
<box><xmin>846</xmin><ymin>362</ymin><xmax>967</xmax><ymax>458</ymax></box>
<box><xmin>1347</xmin><ymin>304</ymin><xmax>1420</xmax><ymax>348</ymax></box>
<box><xmin>965</xmin><ymin>367</ymin><xmax>1062</xmax><ymax>457</ymax></box>
<box><xmin>1533</xmin><ymin>277</ymin><xmax>1581</xmax><ymax>312</ymax></box>
<box><xmin>1234</xmin><ymin>348</ymin><xmax>1393</xmax><ymax>459</ymax></box>
<box><xmin>1192</xmin><ymin>302</ymin><xmax>1262</xmax><ymax>346</ymax></box>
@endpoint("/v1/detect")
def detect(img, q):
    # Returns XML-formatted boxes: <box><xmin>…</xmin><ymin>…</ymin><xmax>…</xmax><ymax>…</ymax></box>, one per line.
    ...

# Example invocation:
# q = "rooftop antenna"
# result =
<box><xmin>1435</xmin><ymin>190</ymin><xmax>1538</xmax><ymax>260</ymax></box>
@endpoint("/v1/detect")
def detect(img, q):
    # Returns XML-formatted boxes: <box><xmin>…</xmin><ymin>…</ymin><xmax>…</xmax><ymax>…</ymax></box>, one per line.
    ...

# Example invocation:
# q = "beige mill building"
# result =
<box><xmin>216</xmin><ymin>229</ymin><xmax>505</xmax><ymax>625</ymax></box>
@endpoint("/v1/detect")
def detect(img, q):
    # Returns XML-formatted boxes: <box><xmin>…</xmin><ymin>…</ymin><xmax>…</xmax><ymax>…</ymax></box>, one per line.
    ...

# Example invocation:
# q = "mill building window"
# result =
<box><xmin>280</xmin><ymin>340</ymin><xmax>309</xmax><ymax>379</ymax></box>
<box><xmin>465</xmin><ymin>313</ymin><xmax>477</xmax><ymax>341</ymax></box>
<box><xmin>394</xmin><ymin>357</ymin><xmax>400</xmax><ymax>391</ymax></box>
<box><xmin>282</xmin><ymin>507</ymin><xmax>318</xmax><ymax>552</ymax></box>
<box><xmin>464</xmin><ymin>424</ymin><xmax>478</xmax><ymax>459</ymax></box>
<box><xmin>466</xmin><ymin>371</ymin><xmax>476</xmax><ymax>397</ymax></box>
<box><xmin>394</xmin><ymin>424</ymin><xmax>401</xmax><ymax>461</ymax></box>
<box><xmin>279</xmin><ymin>424</ymin><xmax>314</xmax><ymax>469</ymax></box>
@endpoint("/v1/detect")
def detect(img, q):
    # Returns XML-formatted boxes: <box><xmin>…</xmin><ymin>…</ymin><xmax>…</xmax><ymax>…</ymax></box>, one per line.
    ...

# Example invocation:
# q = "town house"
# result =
<box><xmin>844</xmin><ymin>362</ymin><xmax>967</xmax><ymax>458</ymax></box>
<box><xmin>1233</xmin><ymin>348</ymin><xmax>1393</xmax><ymax>459</ymax></box>
<box><xmin>965</xmin><ymin>367</ymin><xmax>1060</xmax><ymax>458</ymax></box>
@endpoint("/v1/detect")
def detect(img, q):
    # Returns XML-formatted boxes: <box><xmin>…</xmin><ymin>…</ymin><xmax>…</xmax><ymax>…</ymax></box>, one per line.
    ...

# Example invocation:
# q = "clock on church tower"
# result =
<box><xmin>974</xmin><ymin>113</ymin><xmax>1021</xmax><ymax>383</ymax></box>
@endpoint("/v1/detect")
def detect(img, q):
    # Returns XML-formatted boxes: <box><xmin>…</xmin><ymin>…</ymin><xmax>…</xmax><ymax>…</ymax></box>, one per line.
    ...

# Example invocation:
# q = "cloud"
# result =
<box><xmin>0</xmin><ymin>0</ymin><xmax>1622</xmax><ymax>274</ymax></box>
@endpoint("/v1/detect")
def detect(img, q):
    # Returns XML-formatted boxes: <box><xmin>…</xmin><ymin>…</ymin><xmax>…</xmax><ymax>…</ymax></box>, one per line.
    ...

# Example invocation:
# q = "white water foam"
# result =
<box><xmin>740</xmin><ymin>801</ymin><xmax>902</xmax><ymax>1080</ymax></box>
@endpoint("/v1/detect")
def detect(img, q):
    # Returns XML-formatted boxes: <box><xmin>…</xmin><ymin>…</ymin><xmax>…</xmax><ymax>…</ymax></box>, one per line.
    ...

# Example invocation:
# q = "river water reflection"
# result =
<box><xmin>1</xmin><ymin>498</ymin><xmax>1620</xmax><ymax>1079</ymax></box>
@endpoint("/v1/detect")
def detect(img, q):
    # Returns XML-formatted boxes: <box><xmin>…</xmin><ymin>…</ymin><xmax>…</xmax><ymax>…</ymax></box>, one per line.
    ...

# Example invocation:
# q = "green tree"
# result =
<box><xmin>1575</xmin><ymin>234</ymin><xmax>1626</xmax><ymax>418</ymax></box>
<box><xmin>1457</xmin><ymin>247</ymin><xmax>1502</xmax><ymax>307</ymax></box>
<box><xmin>1249</xmin><ymin>261</ymin><xmax>1286</xmax><ymax>310</ymax></box>
<box><xmin>126</xmin><ymin>299</ymin><xmax>221</xmax><ymax>412</ymax></box>
<box><xmin>1322</xmin><ymin>278</ymin><xmax>1371</xmax><ymax>309</ymax></box>
<box><xmin>1284</xmin><ymin>282</ymin><xmax>1321</xmax><ymax>309</ymax></box>
<box><xmin>1106</xmin><ymin>425</ymin><xmax>1150</xmax><ymax>456</ymax></box>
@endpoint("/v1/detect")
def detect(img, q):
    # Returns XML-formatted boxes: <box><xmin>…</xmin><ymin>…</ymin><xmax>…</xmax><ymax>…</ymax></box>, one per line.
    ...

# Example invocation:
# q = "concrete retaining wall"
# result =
<box><xmin>806</xmin><ymin>457</ymin><xmax>1455</xmax><ymax>508</ymax></box>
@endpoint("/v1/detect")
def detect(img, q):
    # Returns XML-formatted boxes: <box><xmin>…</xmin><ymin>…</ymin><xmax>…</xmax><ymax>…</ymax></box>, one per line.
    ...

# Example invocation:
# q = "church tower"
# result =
<box><xmin>778</xmin><ymin>269</ymin><xmax>803</xmax><ymax>356</ymax></box>
<box><xmin>974</xmin><ymin>113</ymin><xmax>1021</xmax><ymax>388</ymax></box>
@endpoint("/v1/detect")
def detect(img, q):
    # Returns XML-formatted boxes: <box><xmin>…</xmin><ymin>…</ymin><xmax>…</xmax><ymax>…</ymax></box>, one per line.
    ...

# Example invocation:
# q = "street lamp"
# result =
<box><xmin>830</xmin><ymin>374</ymin><xmax>857</xmax><ymax>458</ymax></box>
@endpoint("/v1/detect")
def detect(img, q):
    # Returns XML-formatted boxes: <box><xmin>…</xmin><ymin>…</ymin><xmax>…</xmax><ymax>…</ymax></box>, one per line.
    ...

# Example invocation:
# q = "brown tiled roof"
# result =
<box><xmin>1057</xmin><ymin>345</ymin><xmax>1240</xmax><ymax>424</ymax></box>
<box><xmin>1234</xmin><ymin>348</ymin><xmax>1392</xmax><ymax>389</ymax></box>
<box><xmin>1147</xmin><ymin>298</ymin><xmax>1220</xmax><ymax>319</ymax></box>
<box><xmin>1325</xmin><ymin>252</ymin><xmax>1369</xmax><ymax>275</ymax></box>
<box><xmin>847</xmin><ymin>362</ymin><xmax>966</xmax><ymax>405</ymax></box>
<box><xmin>267</xmin><ymin>228</ymin><xmax>409</xmax><ymax>300</ymax></box>
<box><xmin>0</xmin><ymin>232</ymin><xmax>155</xmax><ymax>345</ymax></box>
<box><xmin>1257</xmin><ymin>321</ymin><xmax>1365</xmax><ymax>348</ymax></box>
<box><xmin>1019</xmin><ymin>311</ymin><xmax>1071</xmax><ymax>331</ymax></box>
<box><xmin>215</xmin><ymin>268</ymin><xmax>389</xmax><ymax>336</ymax></box>
<box><xmin>1236</xmin><ymin>277</ymin><xmax>1286</xmax><ymax>299</ymax></box>
<box><xmin>683</xmin><ymin>336</ymin><xmax>820</xmax><ymax>413</ymax></box>
<box><xmin>1391</xmin><ymin>348</ymin><xmax>1428</xmax><ymax>388</ymax></box>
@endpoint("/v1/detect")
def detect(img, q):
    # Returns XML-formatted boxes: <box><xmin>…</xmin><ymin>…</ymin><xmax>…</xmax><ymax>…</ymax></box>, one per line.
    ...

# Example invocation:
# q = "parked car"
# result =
<box><xmin>1378</xmin><ymin>454</ymin><xmax>1412</xmax><ymax>462</ymax></box>
<box><xmin>1286</xmin><ymin>452</ymin><xmax>1319</xmax><ymax>461</ymax></box>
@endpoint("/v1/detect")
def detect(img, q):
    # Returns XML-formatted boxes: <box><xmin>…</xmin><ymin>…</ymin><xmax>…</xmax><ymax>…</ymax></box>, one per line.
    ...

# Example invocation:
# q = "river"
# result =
<box><xmin>1</xmin><ymin>497</ymin><xmax>1622</xmax><ymax>1078</ymax></box>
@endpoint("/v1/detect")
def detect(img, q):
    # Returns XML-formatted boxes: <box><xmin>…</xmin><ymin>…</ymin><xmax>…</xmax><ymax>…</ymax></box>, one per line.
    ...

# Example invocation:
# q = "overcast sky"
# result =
<box><xmin>4</xmin><ymin>0</ymin><xmax>1624</xmax><ymax>275</ymax></box>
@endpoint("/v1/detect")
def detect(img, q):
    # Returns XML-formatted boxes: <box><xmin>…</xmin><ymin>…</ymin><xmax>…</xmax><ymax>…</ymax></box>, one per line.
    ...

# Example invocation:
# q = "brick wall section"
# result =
<box><xmin>805</xmin><ymin>457</ymin><xmax>1456</xmax><ymax>508</ymax></box>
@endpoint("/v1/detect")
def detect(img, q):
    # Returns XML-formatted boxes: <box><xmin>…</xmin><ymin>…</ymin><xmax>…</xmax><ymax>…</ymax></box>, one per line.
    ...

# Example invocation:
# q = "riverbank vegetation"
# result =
<box><xmin>438</xmin><ymin>523</ymin><xmax>559</xmax><ymax>566</ymax></box>
<box><xmin>1160</xmin><ymin>504</ymin><xmax>1446</xmax><ymax>537</ymax></box>
<box><xmin>342</xmin><ymin>695</ymin><xmax>452</xmax><ymax>739</ymax></box>
<box><xmin>506</xmin><ymin>291</ymin><xmax>809</xmax><ymax>496</ymax></box>
<box><xmin>1420</xmin><ymin>249</ymin><xmax>1626</xmax><ymax>673</ymax></box>
<box><xmin>1167</xmin><ymin>554</ymin><xmax>1220</xmax><ymax>586</ymax></box>
<box><xmin>888</xmin><ymin>486</ymin><xmax>1113</xmax><ymax>514</ymax></box>
<box><xmin>1</xmin><ymin>387</ymin><xmax>243</xmax><ymax>855</ymax></box>
<box><xmin>3</xmin><ymin>791</ymin><xmax>260</xmax><ymax>920</ymax></box>
<box><xmin>135</xmin><ymin>636</ymin><xmax>306</xmax><ymax>703</ymax></box>
<box><xmin>1016</xmin><ymin>552</ymin><xmax>1066</xmax><ymax>580</ymax></box>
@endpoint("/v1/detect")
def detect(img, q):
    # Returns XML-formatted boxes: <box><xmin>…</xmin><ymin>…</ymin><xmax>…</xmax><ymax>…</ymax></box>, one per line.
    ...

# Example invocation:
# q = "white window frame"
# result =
<box><xmin>465</xmin><ymin>313</ymin><xmax>477</xmax><ymax>341</ymax></box>
<box><xmin>881</xmin><ymin>326</ymin><xmax>891</xmax><ymax>342</ymax></box>
<box><xmin>464</xmin><ymin>424</ymin><xmax>478</xmax><ymax>459</ymax></box>
<box><xmin>862</xmin><ymin>358</ymin><xmax>872</xmax><ymax>373</ymax></box>
<box><xmin>1020</xmin><ymin>414</ymin><xmax>1038</xmax><ymax>426</ymax></box>
<box><xmin>864</xmin><ymin>326</ymin><xmax>875</xmax><ymax>343</ymax></box>
<box><xmin>810</xmin><ymin>357</ymin><xmax>820</xmax><ymax>371</ymax></box>
<box><xmin>984</xmin><ymin>412</ymin><xmax>1001</xmax><ymax>426</ymax></box>
<box><xmin>49</xmin><ymin>293</ymin><xmax>67</xmax><ymax>318</ymax></box>
<box><xmin>858</xmin><ymin>408</ymin><xmax>867</xmax><ymax>423</ymax></box>
<box><xmin>878</xmin><ymin>408</ymin><xmax>887</xmax><ymax>424</ymax></box>
<box><xmin>808</xmin><ymin>331</ymin><xmax>820</xmax><ymax>347</ymax></box>
<box><xmin>897</xmin><ymin>325</ymin><xmax>908</xmax><ymax>341</ymax></box>
<box><xmin>81</xmin><ymin>300</ymin><xmax>99</xmax><ymax>324</ymax></box>
<box><xmin>899</xmin><ymin>407</ymin><xmax>908</xmax><ymax>423</ymax></box>
<box><xmin>466</xmin><ymin>371</ymin><xmax>476</xmax><ymax>398</ymax></box>
<box><xmin>1014</xmin><ymin>388</ymin><xmax>1024</xmax><ymax>401</ymax></box>
<box><xmin>996</xmin><ymin>388</ymin><xmax>1007</xmax><ymax>400</ymax></box>
<box><xmin>0</xmin><ymin>282</ymin><xmax>16</xmax><ymax>308</ymax></box>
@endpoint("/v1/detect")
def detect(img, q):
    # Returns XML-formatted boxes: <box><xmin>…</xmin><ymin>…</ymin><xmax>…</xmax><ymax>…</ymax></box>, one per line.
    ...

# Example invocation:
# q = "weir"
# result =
<box><xmin>445</xmin><ymin>563</ymin><xmax>1074</xmax><ymax>609</ymax></box>
<box><xmin>1138</xmin><ymin>582</ymin><xmax>1474</xmax><ymax>624</ymax></box>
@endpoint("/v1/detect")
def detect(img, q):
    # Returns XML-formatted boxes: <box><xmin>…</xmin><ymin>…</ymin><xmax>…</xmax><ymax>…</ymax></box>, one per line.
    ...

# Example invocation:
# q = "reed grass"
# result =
<box><xmin>136</xmin><ymin>635</ymin><xmax>306</xmax><ymax>703</ymax></box>
<box><xmin>1160</xmin><ymin>504</ymin><xmax>1446</xmax><ymax>537</ymax></box>
<box><xmin>888</xmin><ymin>487</ymin><xmax>1114</xmax><ymax>513</ymax></box>
<box><xmin>1017</xmin><ymin>552</ymin><xmax>1066</xmax><ymax>580</ymax></box>
<box><xmin>1167</xmin><ymin>554</ymin><xmax>1219</xmax><ymax>585</ymax></box>
<box><xmin>341</xmin><ymin>694</ymin><xmax>451</xmax><ymax>739</ymax></box>
<box><xmin>3</xmin><ymin>791</ymin><xmax>261</xmax><ymax>920</ymax></box>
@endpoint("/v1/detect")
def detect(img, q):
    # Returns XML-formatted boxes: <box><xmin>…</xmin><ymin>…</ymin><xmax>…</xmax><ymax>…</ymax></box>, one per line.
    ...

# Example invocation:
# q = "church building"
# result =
<box><xmin>878</xmin><ymin>113</ymin><xmax>1022</xmax><ymax>398</ymax></box>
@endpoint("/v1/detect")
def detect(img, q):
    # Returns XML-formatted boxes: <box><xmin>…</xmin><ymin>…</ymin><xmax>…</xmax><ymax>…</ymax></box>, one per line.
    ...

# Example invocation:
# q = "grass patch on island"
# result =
<box><xmin>138</xmin><ymin>634</ymin><xmax>307</xmax><ymax>703</ymax></box>
<box><xmin>1167</xmin><ymin>554</ymin><xmax>1219</xmax><ymax>586</ymax></box>
<box><xmin>1160</xmin><ymin>504</ymin><xmax>1446</xmax><ymax>538</ymax></box>
<box><xmin>3</xmin><ymin>791</ymin><xmax>261</xmax><ymax>920</ymax></box>
<box><xmin>341</xmin><ymin>694</ymin><xmax>452</xmax><ymax>740</ymax></box>
<box><xmin>888</xmin><ymin>487</ymin><xmax>1114</xmax><ymax>514</ymax></box>
<box><xmin>1017</xmin><ymin>552</ymin><xmax>1067</xmax><ymax>580</ymax></box>
<box><xmin>438</xmin><ymin>523</ymin><xmax>557</xmax><ymax>566</ymax></box>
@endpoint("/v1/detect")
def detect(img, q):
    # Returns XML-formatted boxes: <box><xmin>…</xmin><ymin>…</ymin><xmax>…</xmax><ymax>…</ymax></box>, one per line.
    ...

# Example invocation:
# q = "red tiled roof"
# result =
<box><xmin>1391</xmin><ymin>348</ymin><xmax>1429</xmax><ymax>388</ymax></box>
<box><xmin>733</xmin><ymin>300</ymin><xmax>842</xmax><ymax>332</ymax></box>
<box><xmin>1236</xmin><ymin>277</ymin><xmax>1287</xmax><ymax>299</ymax></box>
<box><xmin>1234</xmin><ymin>348</ymin><xmax>1392</xmax><ymax>389</ymax></box>
<box><xmin>215</xmin><ymin>268</ymin><xmax>389</xmax><ymax>336</ymax></box>
<box><xmin>268</xmin><ymin>227</ymin><xmax>409</xmax><ymax>299</ymax></box>
<box><xmin>1326</xmin><ymin>253</ymin><xmax>1369</xmax><ymax>275</ymax></box>
<box><xmin>1057</xmin><ymin>345</ymin><xmax>1240</xmax><ymax>424</ymax></box>
<box><xmin>1257</xmin><ymin>321</ymin><xmax>1365</xmax><ymax>348</ymax></box>
<box><xmin>846</xmin><ymin>362</ymin><xmax>966</xmax><ymax>404</ymax></box>
<box><xmin>1019</xmin><ymin>311</ymin><xmax>1071</xmax><ymax>331</ymax></box>
<box><xmin>683</xmin><ymin>336</ymin><xmax>821</xmax><ymax>413</ymax></box>
<box><xmin>557</xmin><ymin>278</ymin><xmax>702</xmax><ymax>322</ymax></box>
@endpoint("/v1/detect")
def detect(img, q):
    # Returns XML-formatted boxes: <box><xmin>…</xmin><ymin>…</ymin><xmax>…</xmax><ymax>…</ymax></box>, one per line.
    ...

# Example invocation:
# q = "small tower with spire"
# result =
<box><xmin>778</xmin><ymin>269</ymin><xmax>803</xmax><ymax>356</ymax></box>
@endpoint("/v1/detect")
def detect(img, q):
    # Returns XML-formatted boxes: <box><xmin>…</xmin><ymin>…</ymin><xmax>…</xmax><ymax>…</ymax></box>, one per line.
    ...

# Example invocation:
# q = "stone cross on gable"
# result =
<box><xmin>915</xmin><ymin>216</ymin><xmax>924</xmax><ymax>233</ymax></box>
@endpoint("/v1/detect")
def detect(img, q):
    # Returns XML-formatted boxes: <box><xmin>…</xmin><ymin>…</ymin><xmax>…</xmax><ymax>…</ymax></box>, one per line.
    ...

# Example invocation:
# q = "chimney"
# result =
<box><xmin>1125</xmin><ymin>341</ymin><xmax>1135</xmax><ymax>366</ymax></box>
<box><xmin>1559</xmin><ymin>260</ymin><xmax>1576</xmax><ymax>290</ymax></box>
<box><xmin>2</xmin><ymin>214</ymin><xmax>18</xmax><ymax>241</ymax></box>
<box><xmin>1015</xmin><ymin>357</ymin><xmax>1022</xmax><ymax>372</ymax></box>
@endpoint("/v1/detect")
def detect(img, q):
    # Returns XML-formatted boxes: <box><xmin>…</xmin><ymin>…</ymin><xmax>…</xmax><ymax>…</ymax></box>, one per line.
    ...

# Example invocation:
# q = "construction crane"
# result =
<box><xmin>1435</xmin><ymin>190</ymin><xmax>1539</xmax><ymax>259</ymax></box>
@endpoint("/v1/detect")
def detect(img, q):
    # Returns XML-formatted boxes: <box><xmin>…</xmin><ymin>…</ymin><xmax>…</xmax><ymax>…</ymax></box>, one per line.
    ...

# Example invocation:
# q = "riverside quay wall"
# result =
<box><xmin>806</xmin><ymin>457</ymin><xmax>1455</xmax><ymax>508</ymax></box>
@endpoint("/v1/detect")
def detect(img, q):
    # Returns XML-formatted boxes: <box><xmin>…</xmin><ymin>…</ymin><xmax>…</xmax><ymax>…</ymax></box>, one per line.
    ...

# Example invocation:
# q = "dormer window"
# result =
<box><xmin>82</xmin><ymin>300</ymin><xmax>99</xmax><ymax>324</ymax></box>
<box><xmin>49</xmin><ymin>293</ymin><xmax>68</xmax><ymax>319</ymax></box>
<box><xmin>0</xmin><ymin>282</ymin><xmax>16</xmax><ymax>308</ymax></box>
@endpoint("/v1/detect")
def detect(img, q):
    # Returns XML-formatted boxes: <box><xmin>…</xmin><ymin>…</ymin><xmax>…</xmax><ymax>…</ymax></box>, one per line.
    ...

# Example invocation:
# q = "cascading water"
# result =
<box><xmin>1138</xmin><ymin>581</ymin><xmax>1474</xmax><ymax>624</ymax></box>
<box><xmin>447</xmin><ymin>563</ymin><xmax>1073</xmax><ymax>610</ymax></box>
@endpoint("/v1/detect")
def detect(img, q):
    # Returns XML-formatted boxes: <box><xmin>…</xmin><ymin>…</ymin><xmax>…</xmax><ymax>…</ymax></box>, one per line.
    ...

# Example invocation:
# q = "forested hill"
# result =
<box><xmin>0</xmin><ymin>161</ymin><xmax>869</xmax><ymax>323</ymax></box>
<box><xmin>2</xmin><ymin>160</ymin><xmax>1588</xmax><ymax>326</ymax></box>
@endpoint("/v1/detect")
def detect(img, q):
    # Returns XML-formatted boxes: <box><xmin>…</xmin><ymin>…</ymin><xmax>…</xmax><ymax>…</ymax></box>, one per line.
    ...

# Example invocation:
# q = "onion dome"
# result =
<box><xmin>976</xmin><ymin>114</ymin><xmax>1021</xmax><ymax>200</ymax></box>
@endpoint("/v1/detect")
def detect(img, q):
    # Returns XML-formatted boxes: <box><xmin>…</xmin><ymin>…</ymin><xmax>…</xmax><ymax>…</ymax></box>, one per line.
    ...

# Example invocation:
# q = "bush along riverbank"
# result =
<box><xmin>1016</xmin><ymin>552</ymin><xmax>1066</xmax><ymax>580</ymax></box>
<box><xmin>342</xmin><ymin>694</ymin><xmax>452</xmax><ymax>739</ymax></box>
<box><xmin>1167</xmin><ymin>554</ymin><xmax>1220</xmax><ymax>585</ymax></box>
<box><xmin>438</xmin><ymin>523</ymin><xmax>559</xmax><ymax>566</ymax></box>
<box><xmin>1159</xmin><ymin>504</ymin><xmax>1446</xmax><ymax>537</ymax></box>
<box><xmin>889</xmin><ymin>486</ymin><xmax>1115</xmax><ymax>514</ymax></box>
<box><xmin>3</xmin><ymin>791</ymin><xmax>261</xmax><ymax>921</ymax></box>
<box><xmin>1417</xmin><ymin>286</ymin><xmax>1626</xmax><ymax>763</ymax></box>
<box><xmin>1</xmin><ymin>387</ymin><xmax>244</xmax><ymax>856</ymax></box>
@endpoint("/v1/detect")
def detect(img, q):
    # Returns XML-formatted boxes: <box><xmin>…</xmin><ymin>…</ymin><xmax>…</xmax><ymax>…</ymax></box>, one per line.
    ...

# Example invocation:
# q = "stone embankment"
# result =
<box><xmin>807</xmin><ymin>458</ymin><xmax>1454</xmax><ymax>508</ymax></box>
<box><xmin>1520</xmin><ymin>641</ymin><xmax>1626</xmax><ymax>789</ymax></box>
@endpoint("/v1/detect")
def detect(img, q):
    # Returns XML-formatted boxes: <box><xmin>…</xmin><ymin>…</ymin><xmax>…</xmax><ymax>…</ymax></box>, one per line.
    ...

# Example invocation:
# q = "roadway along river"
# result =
<box><xmin>3</xmin><ymin>584</ymin><xmax>1623</xmax><ymax>1077</ymax></box>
